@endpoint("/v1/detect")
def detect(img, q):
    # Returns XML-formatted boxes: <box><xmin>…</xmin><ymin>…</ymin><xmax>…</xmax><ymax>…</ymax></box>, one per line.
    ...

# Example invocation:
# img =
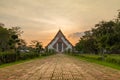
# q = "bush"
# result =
<box><xmin>0</xmin><ymin>51</ymin><xmax>39</xmax><ymax>65</ymax></box>
<box><xmin>0</xmin><ymin>50</ymin><xmax>55</xmax><ymax>65</ymax></box>
<box><xmin>19</xmin><ymin>52</ymin><xmax>39</xmax><ymax>60</ymax></box>
<box><xmin>44</xmin><ymin>49</ymin><xmax>56</xmax><ymax>56</ymax></box>
<box><xmin>0</xmin><ymin>52</ymin><xmax>17</xmax><ymax>64</ymax></box>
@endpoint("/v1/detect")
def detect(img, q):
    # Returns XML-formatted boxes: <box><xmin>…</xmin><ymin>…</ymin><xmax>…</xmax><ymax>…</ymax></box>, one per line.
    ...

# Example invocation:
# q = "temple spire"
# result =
<box><xmin>58</xmin><ymin>26</ymin><xmax>63</xmax><ymax>31</ymax></box>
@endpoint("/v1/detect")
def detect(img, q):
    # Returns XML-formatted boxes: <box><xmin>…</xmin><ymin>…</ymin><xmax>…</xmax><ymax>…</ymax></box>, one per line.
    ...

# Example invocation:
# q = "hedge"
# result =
<box><xmin>0</xmin><ymin>51</ymin><xmax>56</xmax><ymax>65</ymax></box>
<box><xmin>0</xmin><ymin>52</ymin><xmax>17</xmax><ymax>64</ymax></box>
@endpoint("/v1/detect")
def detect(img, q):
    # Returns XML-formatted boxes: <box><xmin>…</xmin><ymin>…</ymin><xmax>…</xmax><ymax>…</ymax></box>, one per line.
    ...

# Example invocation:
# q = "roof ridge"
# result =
<box><xmin>46</xmin><ymin>29</ymin><xmax>73</xmax><ymax>48</ymax></box>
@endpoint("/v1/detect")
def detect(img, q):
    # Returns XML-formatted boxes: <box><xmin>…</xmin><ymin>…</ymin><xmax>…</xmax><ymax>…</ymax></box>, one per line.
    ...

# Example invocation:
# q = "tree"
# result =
<box><xmin>75</xmin><ymin>11</ymin><xmax>120</xmax><ymax>54</ymax></box>
<box><xmin>17</xmin><ymin>39</ymin><xmax>27</xmax><ymax>51</ymax></box>
<box><xmin>0</xmin><ymin>24</ymin><xmax>10</xmax><ymax>51</ymax></box>
<box><xmin>92</xmin><ymin>21</ymin><xmax>115</xmax><ymax>53</ymax></box>
<box><xmin>8</xmin><ymin>27</ymin><xmax>23</xmax><ymax>52</ymax></box>
<box><xmin>75</xmin><ymin>31</ymin><xmax>98</xmax><ymax>54</ymax></box>
<box><xmin>0</xmin><ymin>23</ymin><xmax>24</xmax><ymax>52</ymax></box>
<box><xmin>30</xmin><ymin>40</ymin><xmax>43</xmax><ymax>53</ymax></box>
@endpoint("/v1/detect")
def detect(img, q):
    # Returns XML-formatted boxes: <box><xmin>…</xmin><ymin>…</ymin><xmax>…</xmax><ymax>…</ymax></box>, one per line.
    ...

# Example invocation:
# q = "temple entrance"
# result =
<box><xmin>58</xmin><ymin>42</ymin><xmax>62</xmax><ymax>52</ymax></box>
<box><xmin>46</xmin><ymin>30</ymin><xmax>73</xmax><ymax>52</ymax></box>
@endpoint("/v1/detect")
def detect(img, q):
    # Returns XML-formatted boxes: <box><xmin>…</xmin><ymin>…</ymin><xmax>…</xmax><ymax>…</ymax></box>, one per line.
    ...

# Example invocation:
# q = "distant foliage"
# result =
<box><xmin>30</xmin><ymin>40</ymin><xmax>43</xmax><ymax>54</ymax></box>
<box><xmin>44</xmin><ymin>49</ymin><xmax>56</xmax><ymax>56</ymax></box>
<box><xmin>0</xmin><ymin>24</ymin><xmax>56</xmax><ymax>65</ymax></box>
<box><xmin>0</xmin><ymin>51</ymin><xmax>39</xmax><ymax>65</ymax></box>
<box><xmin>0</xmin><ymin>51</ymin><xmax>56</xmax><ymax>65</ymax></box>
<box><xmin>0</xmin><ymin>24</ymin><xmax>24</xmax><ymax>52</ymax></box>
<box><xmin>75</xmin><ymin>11</ymin><xmax>120</xmax><ymax>54</ymax></box>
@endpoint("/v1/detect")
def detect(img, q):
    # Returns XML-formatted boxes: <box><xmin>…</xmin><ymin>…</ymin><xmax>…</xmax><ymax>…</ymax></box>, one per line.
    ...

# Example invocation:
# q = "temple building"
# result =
<box><xmin>46</xmin><ymin>30</ymin><xmax>73</xmax><ymax>53</ymax></box>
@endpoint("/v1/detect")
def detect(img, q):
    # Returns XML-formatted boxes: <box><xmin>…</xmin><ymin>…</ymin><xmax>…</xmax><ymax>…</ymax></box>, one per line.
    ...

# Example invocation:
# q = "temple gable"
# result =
<box><xmin>46</xmin><ymin>30</ymin><xmax>73</xmax><ymax>53</ymax></box>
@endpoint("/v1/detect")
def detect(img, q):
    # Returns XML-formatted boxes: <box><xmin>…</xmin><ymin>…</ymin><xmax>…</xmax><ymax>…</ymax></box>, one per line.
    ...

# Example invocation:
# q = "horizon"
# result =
<box><xmin>0</xmin><ymin>0</ymin><xmax>120</xmax><ymax>47</ymax></box>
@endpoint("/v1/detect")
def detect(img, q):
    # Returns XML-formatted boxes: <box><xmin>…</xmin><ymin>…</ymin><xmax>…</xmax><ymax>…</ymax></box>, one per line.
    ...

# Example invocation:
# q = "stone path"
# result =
<box><xmin>0</xmin><ymin>54</ymin><xmax>120</xmax><ymax>80</ymax></box>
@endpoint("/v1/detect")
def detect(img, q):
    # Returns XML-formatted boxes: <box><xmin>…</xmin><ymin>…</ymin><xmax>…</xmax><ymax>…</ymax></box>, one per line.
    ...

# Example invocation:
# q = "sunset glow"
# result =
<box><xmin>0</xmin><ymin>0</ymin><xmax>120</xmax><ymax>47</ymax></box>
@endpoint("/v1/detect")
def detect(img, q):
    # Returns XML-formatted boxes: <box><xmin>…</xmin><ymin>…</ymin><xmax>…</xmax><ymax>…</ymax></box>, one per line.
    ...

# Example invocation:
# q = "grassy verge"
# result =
<box><xmin>0</xmin><ymin>54</ymin><xmax>53</xmax><ymax>68</ymax></box>
<box><xmin>67</xmin><ymin>54</ymin><xmax>120</xmax><ymax>70</ymax></box>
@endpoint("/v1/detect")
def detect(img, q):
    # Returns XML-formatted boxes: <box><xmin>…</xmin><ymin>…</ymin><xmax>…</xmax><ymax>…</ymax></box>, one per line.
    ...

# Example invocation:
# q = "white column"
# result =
<box><xmin>56</xmin><ymin>43</ymin><xmax>58</xmax><ymax>52</ymax></box>
<box><xmin>62</xmin><ymin>43</ymin><xmax>64</xmax><ymax>52</ymax></box>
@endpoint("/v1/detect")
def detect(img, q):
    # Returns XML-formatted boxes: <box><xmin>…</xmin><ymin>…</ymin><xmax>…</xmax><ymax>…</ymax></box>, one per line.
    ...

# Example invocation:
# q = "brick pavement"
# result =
<box><xmin>0</xmin><ymin>54</ymin><xmax>120</xmax><ymax>80</ymax></box>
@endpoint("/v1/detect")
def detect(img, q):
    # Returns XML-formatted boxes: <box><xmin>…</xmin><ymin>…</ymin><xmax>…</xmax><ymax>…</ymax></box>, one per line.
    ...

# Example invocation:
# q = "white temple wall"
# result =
<box><xmin>47</xmin><ymin>31</ymin><xmax>73</xmax><ymax>53</ymax></box>
<box><xmin>61</xmin><ymin>37</ymin><xmax>72</xmax><ymax>50</ymax></box>
<box><xmin>48</xmin><ymin>37</ymin><xmax>59</xmax><ymax>50</ymax></box>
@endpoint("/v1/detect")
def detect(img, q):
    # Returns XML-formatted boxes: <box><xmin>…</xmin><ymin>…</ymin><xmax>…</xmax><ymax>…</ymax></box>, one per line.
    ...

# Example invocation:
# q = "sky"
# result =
<box><xmin>0</xmin><ymin>0</ymin><xmax>120</xmax><ymax>47</ymax></box>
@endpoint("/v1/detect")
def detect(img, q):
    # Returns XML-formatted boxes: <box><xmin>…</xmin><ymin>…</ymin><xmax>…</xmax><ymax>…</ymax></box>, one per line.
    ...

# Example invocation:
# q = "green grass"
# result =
<box><xmin>68</xmin><ymin>54</ymin><xmax>120</xmax><ymax>70</ymax></box>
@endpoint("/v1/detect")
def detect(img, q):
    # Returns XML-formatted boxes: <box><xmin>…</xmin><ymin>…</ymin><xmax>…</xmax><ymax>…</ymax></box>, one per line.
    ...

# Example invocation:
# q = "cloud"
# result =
<box><xmin>0</xmin><ymin>0</ymin><xmax>120</xmax><ymax>46</ymax></box>
<box><xmin>68</xmin><ymin>32</ymin><xmax>85</xmax><ymax>38</ymax></box>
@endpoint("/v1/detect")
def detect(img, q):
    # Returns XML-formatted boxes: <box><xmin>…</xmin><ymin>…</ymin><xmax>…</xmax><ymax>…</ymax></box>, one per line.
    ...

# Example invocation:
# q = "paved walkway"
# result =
<box><xmin>0</xmin><ymin>54</ymin><xmax>120</xmax><ymax>80</ymax></box>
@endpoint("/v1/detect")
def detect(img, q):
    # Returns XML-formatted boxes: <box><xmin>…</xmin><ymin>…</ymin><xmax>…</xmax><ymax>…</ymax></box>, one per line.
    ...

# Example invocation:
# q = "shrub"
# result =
<box><xmin>44</xmin><ymin>49</ymin><xmax>56</xmax><ymax>56</ymax></box>
<box><xmin>0</xmin><ymin>50</ymin><xmax>56</xmax><ymax>65</ymax></box>
<box><xmin>19</xmin><ymin>52</ymin><xmax>39</xmax><ymax>60</ymax></box>
<box><xmin>0</xmin><ymin>51</ymin><xmax>39</xmax><ymax>65</ymax></box>
<box><xmin>0</xmin><ymin>51</ymin><xmax>17</xmax><ymax>64</ymax></box>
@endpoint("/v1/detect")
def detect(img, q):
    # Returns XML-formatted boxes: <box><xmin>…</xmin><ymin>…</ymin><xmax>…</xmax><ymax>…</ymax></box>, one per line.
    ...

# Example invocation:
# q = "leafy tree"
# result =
<box><xmin>0</xmin><ymin>24</ymin><xmax>10</xmax><ymax>51</ymax></box>
<box><xmin>75</xmin><ymin>11</ymin><xmax>120</xmax><ymax>54</ymax></box>
<box><xmin>8</xmin><ymin>27</ymin><xmax>23</xmax><ymax>52</ymax></box>
<box><xmin>75</xmin><ymin>31</ymin><xmax>98</xmax><ymax>53</ymax></box>
<box><xmin>0</xmin><ymin>23</ymin><xmax>23</xmax><ymax>52</ymax></box>
<box><xmin>17</xmin><ymin>39</ymin><xmax>27</xmax><ymax>51</ymax></box>
<box><xmin>30</xmin><ymin>40</ymin><xmax>43</xmax><ymax>53</ymax></box>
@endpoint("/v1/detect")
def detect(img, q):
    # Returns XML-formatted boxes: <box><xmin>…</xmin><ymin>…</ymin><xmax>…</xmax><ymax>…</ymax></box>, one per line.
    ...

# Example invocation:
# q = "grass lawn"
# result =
<box><xmin>68</xmin><ymin>54</ymin><xmax>120</xmax><ymax>70</ymax></box>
